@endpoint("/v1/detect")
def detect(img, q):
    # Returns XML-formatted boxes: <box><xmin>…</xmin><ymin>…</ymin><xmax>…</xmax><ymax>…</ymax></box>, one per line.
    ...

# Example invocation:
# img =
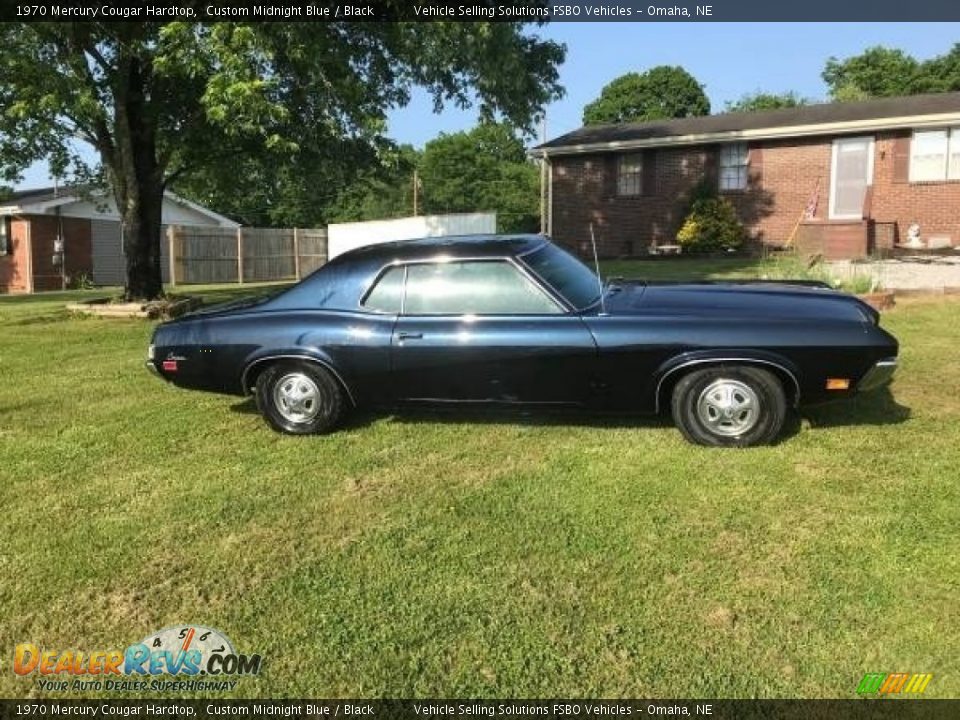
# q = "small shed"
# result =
<box><xmin>0</xmin><ymin>187</ymin><xmax>239</xmax><ymax>293</ymax></box>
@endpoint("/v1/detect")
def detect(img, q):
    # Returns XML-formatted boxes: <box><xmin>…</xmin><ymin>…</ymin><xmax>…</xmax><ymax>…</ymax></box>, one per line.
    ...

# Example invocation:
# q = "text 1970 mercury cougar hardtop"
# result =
<box><xmin>147</xmin><ymin>234</ymin><xmax>898</xmax><ymax>447</ymax></box>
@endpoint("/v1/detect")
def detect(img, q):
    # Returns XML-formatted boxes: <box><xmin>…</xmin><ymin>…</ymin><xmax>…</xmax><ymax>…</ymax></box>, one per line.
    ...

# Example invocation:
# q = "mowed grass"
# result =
<box><xmin>0</xmin><ymin>265</ymin><xmax>958</xmax><ymax>699</ymax></box>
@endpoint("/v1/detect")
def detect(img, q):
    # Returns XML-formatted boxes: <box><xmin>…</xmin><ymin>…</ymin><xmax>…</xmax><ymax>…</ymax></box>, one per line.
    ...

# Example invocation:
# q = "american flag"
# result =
<box><xmin>804</xmin><ymin>179</ymin><xmax>821</xmax><ymax>219</ymax></box>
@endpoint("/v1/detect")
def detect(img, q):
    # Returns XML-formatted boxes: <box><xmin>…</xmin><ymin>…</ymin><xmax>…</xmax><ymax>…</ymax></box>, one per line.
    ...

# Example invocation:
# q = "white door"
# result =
<box><xmin>829</xmin><ymin>137</ymin><xmax>874</xmax><ymax>220</ymax></box>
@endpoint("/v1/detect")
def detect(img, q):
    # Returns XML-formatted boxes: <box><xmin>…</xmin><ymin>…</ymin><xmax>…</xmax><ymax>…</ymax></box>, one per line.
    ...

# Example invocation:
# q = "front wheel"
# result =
<box><xmin>256</xmin><ymin>361</ymin><xmax>345</xmax><ymax>435</ymax></box>
<box><xmin>671</xmin><ymin>366</ymin><xmax>787</xmax><ymax>447</ymax></box>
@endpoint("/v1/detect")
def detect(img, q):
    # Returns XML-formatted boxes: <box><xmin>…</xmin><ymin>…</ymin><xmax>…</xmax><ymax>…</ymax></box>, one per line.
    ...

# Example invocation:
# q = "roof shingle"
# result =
<box><xmin>538</xmin><ymin>92</ymin><xmax>960</xmax><ymax>150</ymax></box>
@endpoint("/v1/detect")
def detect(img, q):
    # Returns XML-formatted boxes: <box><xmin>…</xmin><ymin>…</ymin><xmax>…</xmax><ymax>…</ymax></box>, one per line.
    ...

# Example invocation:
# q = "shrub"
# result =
<box><xmin>676</xmin><ymin>197</ymin><xmax>745</xmax><ymax>253</ymax></box>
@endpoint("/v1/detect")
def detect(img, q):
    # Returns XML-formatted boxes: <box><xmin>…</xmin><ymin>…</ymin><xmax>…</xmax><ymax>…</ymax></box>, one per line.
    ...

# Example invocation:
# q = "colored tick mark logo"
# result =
<box><xmin>857</xmin><ymin>672</ymin><xmax>933</xmax><ymax>695</ymax></box>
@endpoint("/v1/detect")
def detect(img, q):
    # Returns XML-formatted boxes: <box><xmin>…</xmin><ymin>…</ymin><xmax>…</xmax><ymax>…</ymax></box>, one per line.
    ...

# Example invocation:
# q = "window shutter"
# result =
<box><xmin>642</xmin><ymin>150</ymin><xmax>658</xmax><ymax>195</ymax></box>
<box><xmin>749</xmin><ymin>144</ymin><xmax>764</xmax><ymax>188</ymax></box>
<box><xmin>604</xmin><ymin>155</ymin><xmax>618</xmax><ymax>198</ymax></box>
<box><xmin>892</xmin><ymin>135</ymin><xmax>911</xmax><ymax>183</ymax></box>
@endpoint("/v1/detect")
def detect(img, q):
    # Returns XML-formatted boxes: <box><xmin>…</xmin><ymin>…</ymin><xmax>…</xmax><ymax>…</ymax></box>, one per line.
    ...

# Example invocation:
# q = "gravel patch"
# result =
<box><xmin>829</xmin><ymin>256</ymin><xmax>960</xmax><ymax>291</ymax></box>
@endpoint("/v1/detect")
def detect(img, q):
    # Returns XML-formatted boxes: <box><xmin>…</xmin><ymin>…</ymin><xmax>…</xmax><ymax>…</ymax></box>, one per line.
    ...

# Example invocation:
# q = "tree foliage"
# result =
<box><xmin>418</xmin><ymin>123</ymin><xmax>539</xmax><ymax>233</ymax></box>
<box><xmin>725</xmin><ymin>91</ymin><xmax>808</xmax><ymax>113</ymax></box>
<box><xmin>325</xmin><ymin>145</ymin><xmax>422</xmax><ymax>224</ymax></box>
<box><xmin>583</xmin><ymin>66</ymin><xmax>710</xmax><ymax>125</ymax></box>
<box><xmin>823</xmin><ymin>44</ymin><xmax>960</xmax><ymax>100</ymax></box>
<box><xmin>0</xmin><ymin>22</ymin><xmax>564</xmax><ymax>299</ymax></box>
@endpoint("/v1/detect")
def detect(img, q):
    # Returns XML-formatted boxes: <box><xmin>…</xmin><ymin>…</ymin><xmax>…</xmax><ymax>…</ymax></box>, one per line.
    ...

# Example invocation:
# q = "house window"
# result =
<box><xmin>617</xmin><ymin>154</ymin><xmax>643</xmax><ymax>196</ymax></box>
<box><xmin>910</xmin><ymin>128</ymin><xmax>960</xmax><ymax>182</ymax></box>
<box><xmin>719</xmin><ymin>142</ymin><xmax>749</xmax><ymax>191</ymax></box>
<box><xmin>0</xmin><ymin>217</ymin><xmax>10</xmax><ymax>256</ymax></box>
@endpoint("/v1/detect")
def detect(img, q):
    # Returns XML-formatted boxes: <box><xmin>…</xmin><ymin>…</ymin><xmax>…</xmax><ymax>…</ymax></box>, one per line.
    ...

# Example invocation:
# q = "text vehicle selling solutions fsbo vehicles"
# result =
<box><xmin>146</xmin><ymin>235</ymin><xmax>898</xmax><ymax>447</ymax></box>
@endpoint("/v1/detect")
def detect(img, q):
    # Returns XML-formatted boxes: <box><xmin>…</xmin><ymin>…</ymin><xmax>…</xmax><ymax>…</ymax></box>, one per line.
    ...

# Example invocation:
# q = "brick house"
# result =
<box><xmin>533</xmin><ymin>92</ymin><xmax>960</xmax><ymax>259</ymax></box>
<box><xmin>0</xmin><ymin>187</ymin><xmax>238</xmax><ymax>293</ymax></box>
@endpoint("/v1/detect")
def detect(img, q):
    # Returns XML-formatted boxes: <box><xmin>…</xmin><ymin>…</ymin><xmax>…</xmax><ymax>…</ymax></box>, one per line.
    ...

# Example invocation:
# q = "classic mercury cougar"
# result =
<box><xmin>146</xmin><ymin>234</ymin><xmax>898</xmax><ymax>446</ymax></box>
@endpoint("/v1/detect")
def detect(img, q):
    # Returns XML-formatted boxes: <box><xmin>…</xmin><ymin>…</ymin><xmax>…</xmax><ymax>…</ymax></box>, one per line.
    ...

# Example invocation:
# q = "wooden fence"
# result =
<box><xmin>167</xmin><ymin>226</ymin><xmax>327</xmax><ymax>285</ymax></box>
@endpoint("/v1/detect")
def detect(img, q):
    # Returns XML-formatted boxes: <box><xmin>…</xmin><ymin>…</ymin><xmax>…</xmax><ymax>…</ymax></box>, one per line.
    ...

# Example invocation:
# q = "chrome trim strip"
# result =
<box><xmin>505</xmin><ymin>256</ymin><xmax>571</xmax><ymax>312</ymax></box>
<box><xmin>856</xmin><ymin>358</ymin><xmax>898</xmax><ymax>392</ymax></box>
<box><xmin>654</xmin><ymin>357</ymin><xmax>801</xmax><ymax>413</ymax></box>
<box><xmin>240</xmin><ymin>354</ymin><xmax>357</xmax><ymax>406</ymax></box>
<box><xmin>145</xmin><ymin>361</ymin><xmax>160</xmax><ymax>376</ymax></box>
<box><xmin>516</xmin><ymin>241</ymin><xmax>605</xmax><ymax>312</ymax></box>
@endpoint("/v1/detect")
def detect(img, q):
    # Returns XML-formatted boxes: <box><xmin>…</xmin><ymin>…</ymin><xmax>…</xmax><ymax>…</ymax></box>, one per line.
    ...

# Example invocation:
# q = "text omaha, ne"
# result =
<box><xmin>414</xmin><ymin>4</ymin><xmax>714</xmax><ymax>18</ymax></box>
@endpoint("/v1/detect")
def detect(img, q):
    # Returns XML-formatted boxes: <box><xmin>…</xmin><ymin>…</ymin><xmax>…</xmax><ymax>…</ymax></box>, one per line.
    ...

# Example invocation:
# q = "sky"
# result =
<box><xmin>14</xmin><ymin>21</ymin><xmax>960</xmax><ymax>189</ymax></box>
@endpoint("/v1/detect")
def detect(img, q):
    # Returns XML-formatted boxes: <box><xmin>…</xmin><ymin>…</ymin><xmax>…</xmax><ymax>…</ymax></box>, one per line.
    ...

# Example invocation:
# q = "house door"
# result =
<box><xmin>830</xmin><ymin>137</ymin><xmax>874</xmax><ymax>220</ymax></box>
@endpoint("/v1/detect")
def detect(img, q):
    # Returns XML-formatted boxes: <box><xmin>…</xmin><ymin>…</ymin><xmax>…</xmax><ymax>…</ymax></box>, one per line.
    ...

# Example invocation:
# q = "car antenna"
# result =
<box><xmin>590</xmin><ymin>223</ymin><xmax>607</xmax><ymax>316</ymax></box>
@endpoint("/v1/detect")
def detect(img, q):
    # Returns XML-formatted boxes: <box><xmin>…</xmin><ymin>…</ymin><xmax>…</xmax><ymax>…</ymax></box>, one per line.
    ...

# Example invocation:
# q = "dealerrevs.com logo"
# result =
<box><xmin>13</xmin><ymin>625</ymin><xmax>262</xmax><ymax>693</ymax></box>
<box><xmin>856</xmin><ymin>672</ymin><xmax>933</xmax><ymax>695</ymax></box>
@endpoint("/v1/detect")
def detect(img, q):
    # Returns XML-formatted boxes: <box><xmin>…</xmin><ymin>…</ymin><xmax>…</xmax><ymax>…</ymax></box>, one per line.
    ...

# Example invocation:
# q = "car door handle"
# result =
<box><xmin>397</xmin><ymin>332</ymin><xmax>423</xmax><ymax>341</ymax></box>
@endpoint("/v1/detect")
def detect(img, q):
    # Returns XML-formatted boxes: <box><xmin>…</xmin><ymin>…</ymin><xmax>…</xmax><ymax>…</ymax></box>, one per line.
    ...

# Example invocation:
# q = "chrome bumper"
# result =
<box><xmin>145</xmin><ymin>360</ymin><xmax>160</xmax><ymax>376</ymax></box>
<box><xmin>857</xmin><ymin>358</ymin><xmax>897</xmax><ymax>392</ymax></box>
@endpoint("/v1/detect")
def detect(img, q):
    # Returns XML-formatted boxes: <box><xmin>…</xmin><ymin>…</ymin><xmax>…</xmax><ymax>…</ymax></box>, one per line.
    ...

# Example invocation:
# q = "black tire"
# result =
<box><xmin>670</xmin><ymin>365</ymin><xmax>787</xmax><ymax>447</ymax></box>
<box><xmin>255</xmin><ymin>360</ymin><xmax>345</xmax><ymax>435</ymax></box>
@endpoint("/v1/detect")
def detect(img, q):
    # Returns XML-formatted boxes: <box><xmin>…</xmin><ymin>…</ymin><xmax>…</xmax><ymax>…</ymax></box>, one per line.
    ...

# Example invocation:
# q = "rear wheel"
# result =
<box><xmin>255</xmin><ymin>361</ymin><xmax>345</xmax><ymax>435</ymax></box>
<box><xmin>671</xmin><ymin>366</ymin><xmax>787</xmax><ymax>447</ymax></box>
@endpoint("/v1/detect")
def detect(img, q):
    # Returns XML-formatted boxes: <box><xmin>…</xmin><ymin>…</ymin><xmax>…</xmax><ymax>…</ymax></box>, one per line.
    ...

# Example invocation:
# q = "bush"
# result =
<box><xmin>676</xmin><ymin>197</ymin><xmax>745</xmax><ymax>253</ymax></box>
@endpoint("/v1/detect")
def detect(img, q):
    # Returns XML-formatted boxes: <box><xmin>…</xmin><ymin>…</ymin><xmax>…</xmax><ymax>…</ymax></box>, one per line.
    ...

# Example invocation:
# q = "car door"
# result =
<box><xmin>389</xmin><ymin>259</ymin><xmax>598</xmax><ymax>403</ymax></box>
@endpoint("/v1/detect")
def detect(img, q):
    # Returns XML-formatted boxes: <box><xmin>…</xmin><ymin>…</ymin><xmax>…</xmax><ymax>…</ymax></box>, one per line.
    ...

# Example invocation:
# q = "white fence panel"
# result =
<box><xmin>327</xmin><ymin>213</ymin><xmax>497</xmax><ymax>260</ymax></box>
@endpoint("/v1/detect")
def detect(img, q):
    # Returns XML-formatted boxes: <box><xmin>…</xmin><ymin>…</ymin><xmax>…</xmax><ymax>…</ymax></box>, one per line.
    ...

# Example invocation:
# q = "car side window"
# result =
<box><xmin>362</xmin><ymin>266</ymin><xmax>405</xmax><ymax>313</ymax></box>
<box><xmin>403</xmin><ymin>261</ymin><xmax>561</xmax><ymax>315</ymax></box>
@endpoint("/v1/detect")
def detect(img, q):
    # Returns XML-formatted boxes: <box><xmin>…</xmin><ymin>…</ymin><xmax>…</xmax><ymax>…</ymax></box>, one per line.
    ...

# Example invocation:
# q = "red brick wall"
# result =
<box><xmin>550</xmin><ymin>149</ymin><xmax>712</xmax><ymax>257</ymax></box>
<box><xmin>0</xmin><ymin>218</ymin><xmax>31</xmax><ymax>294</ymax></box>
<box><xmin>550</xmin><ymin>139</ymin><xmax>835</xmax><ymax>257</ymax></box>
<box><xmin>740</xmin><ymin>138</ymin><xmax>832</xmax><ymax>243</ymax></box>
<box><xmin>871</xmin><ymin>130</ymin><xmax>960</xmax><ymax>245</ymax></box>
<box><xmin>794</xmin><ymin>221</ymin><xmax>870</xmax><ymax>260</ymax></box>
<box><xmin>550</xmin><ymin>130</ymin><xmax>960</xmax><ymax>259</ymax></box>
<box><xmin>29</xmin><ymin>215</ymin><xmax>93</xmax><ymax>292</ymax></box>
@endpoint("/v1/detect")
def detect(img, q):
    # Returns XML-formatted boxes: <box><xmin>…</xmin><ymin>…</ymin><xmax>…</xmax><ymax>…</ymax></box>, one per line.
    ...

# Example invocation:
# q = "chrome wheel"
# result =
<box><xmin>696</xmin><ymin>379</ymin><xmax>760</xmax><ymax>437</ymax></box>
<box><xmin>273</xmin><ymin>372</ymin><xmax>322</xmax><ymax>424</ymax></box>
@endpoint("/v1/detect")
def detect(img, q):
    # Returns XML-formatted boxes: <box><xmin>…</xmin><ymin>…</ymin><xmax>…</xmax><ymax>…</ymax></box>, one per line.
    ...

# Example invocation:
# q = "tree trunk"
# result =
<box><xmin>120</xmin><ymin>183</ymin><xmax>164</xmax><ymax>300</ymax></box>
<box><xmin>113</xmin><ymin>51</ymin><xmax>165</xmax><ymax>301</ymax></box>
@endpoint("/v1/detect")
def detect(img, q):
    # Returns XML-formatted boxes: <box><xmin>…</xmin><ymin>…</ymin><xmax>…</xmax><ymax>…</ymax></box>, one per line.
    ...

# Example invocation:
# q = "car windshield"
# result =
<box><xmin>521</xmin><ymin>242</ymin><xmax>602</xmax><ymax>310</ymax></box>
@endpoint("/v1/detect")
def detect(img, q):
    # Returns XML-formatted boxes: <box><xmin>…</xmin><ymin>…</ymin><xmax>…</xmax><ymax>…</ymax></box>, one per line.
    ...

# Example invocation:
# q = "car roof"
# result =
<box><xmin>328</xmin><ymin>233</ymin><xmax>549</xmax><ymax>265</ymax></box>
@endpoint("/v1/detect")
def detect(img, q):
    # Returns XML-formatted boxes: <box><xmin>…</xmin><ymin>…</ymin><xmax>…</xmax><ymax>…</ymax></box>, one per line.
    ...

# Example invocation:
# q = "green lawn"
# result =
<box><xmin>1</xmin><ymin>270</ymin><xmax>958</xmax><ymax>699</ymax></box>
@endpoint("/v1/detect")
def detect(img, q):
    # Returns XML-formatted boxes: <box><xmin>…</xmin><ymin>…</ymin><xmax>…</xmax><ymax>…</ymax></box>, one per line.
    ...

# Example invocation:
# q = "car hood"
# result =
<box><xmin>602</xmin><ymin>280</ymin><xmax>876</xmax><ymax>323</ymax></box>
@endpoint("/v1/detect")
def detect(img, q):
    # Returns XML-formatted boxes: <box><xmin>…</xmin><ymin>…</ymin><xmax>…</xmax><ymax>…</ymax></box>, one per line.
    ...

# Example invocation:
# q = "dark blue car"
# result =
<box><xmin>147</xmin><ymin>234</ymin><xmax>898</xmax><ymax>447</ymax></box>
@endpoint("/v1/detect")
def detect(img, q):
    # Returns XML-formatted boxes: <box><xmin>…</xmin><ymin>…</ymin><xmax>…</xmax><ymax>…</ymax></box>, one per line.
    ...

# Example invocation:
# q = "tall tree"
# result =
<box><xmin>0</xmin><ymin>22</ymin><xmax>564</xmax><ymax>299</ymax></box>
<box><xmin>326</xmin><ymin>144</ymin><xmax>422</xmax><ymax>223</ymax></box>
<box><xmin>418</xmin><ymin>123</ymin><xmax>539</xmax><ymax>233</ymax></box>
<box><xmin>725</xmin><ymin>91</ymin><xmax>808</xmax><ymax>113</ymax></box>
<box><xmin>583</xmin><ymin>66</ymin><xmax>709</xmax><ymax>125</ymax></box>
<box><xmin>922</xmin><ymin>44</ymin><xmax>960</xmax><ymax>92</ymax></box>
<box><xmin>174</xmin><ymin>135</ymin><xmax>386</xmax><ymax>228</ymax></box>
<box><xmin>823</xmin><ymin>46</ymin><xmax>922</xmax><ymax>99</ymax></box>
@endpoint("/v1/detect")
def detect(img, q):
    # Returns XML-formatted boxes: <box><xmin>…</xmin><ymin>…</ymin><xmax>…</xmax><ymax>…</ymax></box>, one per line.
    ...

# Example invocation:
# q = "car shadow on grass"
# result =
<box><xmin>231</xmin><ymin>387</ymin><xmax>909</xmax><ymax>439</ymax></box>
<box><xmin>798</xmin><ymin>387</ymin><xmax>910</xmax><ymax>429</ymax></box>
<box><xmin>229</xmin><ymin>397</ymin><xmax>674</xmax><ymax>432</ymax></box>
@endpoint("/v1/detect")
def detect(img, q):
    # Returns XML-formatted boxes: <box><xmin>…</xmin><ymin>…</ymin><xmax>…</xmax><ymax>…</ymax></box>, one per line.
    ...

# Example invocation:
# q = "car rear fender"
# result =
<box><xmin>240</xmin><ymin>351</ymin><xmax>357</xmax><ymax>407</ymax></box>
<box><xmin>653</xmin><ymin>351</ymin><xmax>802</xmax><ymax>413</ymax></box>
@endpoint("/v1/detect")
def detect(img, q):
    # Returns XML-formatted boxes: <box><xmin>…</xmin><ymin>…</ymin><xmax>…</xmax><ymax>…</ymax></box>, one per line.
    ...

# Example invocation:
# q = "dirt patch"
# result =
<box><xmin>66</xmin><ymin>296</ymin><xmax>201</xmax><ymax>320</ymax></box>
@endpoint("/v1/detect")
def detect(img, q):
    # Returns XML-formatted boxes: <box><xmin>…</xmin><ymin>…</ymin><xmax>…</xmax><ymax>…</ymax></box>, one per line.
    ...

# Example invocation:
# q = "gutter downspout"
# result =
<box><xmin>56</xmin><ymin>206</ymin><xmax>66</xmax><ymax>290</ymax></box>
<box><xmin>20</xmin><ymin>215</ymin><xmax>34</xmax><ymax>294</ymax></box>
<box><xmin>547</xmin><ymin>155</ymin><xmax>553</xmax><ymax>238</ymax></box>
<box><xmin>539</xmin><ymin>149</ymin><xmax>548</xmax><ymax>235</ymax></box>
